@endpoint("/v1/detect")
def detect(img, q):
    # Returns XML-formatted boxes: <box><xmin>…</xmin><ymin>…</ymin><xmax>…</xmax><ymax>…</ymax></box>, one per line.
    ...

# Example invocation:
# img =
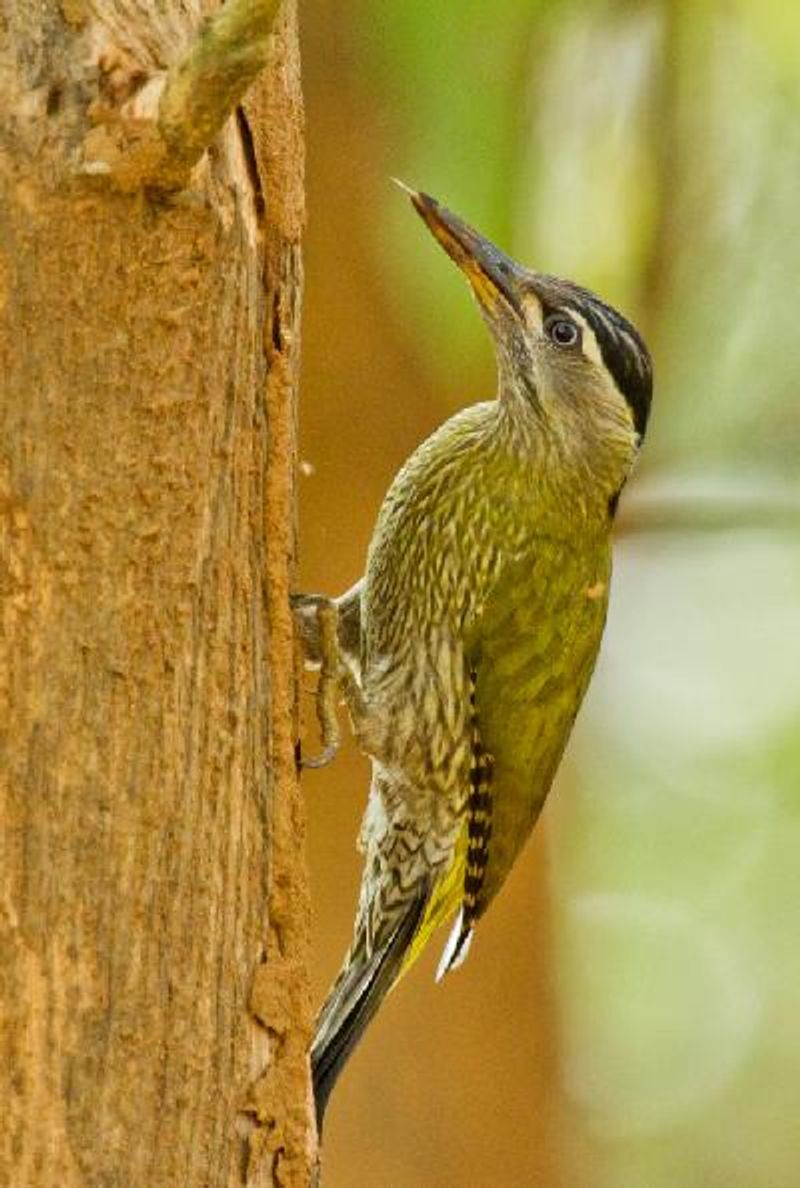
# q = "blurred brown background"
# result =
<box><xmin>297</xmin><ymin>3</ymin><xmax>800</xmax><ymax>1185</ymax></box>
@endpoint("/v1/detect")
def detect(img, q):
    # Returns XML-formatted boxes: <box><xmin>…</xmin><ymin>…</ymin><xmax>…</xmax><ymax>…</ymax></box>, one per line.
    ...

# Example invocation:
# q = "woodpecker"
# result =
<box><xmin>297</xmin><ymin>188</ymin><xmax>653</xmax><ymax>1129</ymax></box>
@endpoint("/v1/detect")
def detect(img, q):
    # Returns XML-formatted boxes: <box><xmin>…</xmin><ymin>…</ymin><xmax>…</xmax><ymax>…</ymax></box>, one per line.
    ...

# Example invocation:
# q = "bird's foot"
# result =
<box><xmin>291</xmin><ymin>594</ymin><xmax>342</xmax><ymax>769</ymax></box>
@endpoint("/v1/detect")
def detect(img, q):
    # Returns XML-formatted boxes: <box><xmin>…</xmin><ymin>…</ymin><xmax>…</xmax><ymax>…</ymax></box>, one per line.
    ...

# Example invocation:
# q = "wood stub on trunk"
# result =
<box><xmin>0</xmin><ymin>3</ymin><xmax>314</xmax><ymax>1185</ymax></box>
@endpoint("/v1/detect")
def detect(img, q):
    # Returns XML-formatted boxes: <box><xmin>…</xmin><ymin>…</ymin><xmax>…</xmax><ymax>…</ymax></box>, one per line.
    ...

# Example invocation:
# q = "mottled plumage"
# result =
<box><xmin>300</xmin><ymin>190</ymin><xmax>653</xmax><ymax>1128</ymax></box>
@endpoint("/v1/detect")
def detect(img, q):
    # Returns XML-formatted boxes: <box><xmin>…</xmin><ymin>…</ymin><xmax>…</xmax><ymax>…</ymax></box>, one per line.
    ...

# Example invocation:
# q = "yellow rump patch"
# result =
<box><xmin>395</xmin><ymin>823</ymin><xmax>467</xmax><ymax>984</ymax></box>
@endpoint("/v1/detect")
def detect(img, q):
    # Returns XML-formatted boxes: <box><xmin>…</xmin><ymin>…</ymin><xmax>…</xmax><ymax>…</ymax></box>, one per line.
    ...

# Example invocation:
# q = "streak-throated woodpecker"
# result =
<box><xmin>295</xmin><ymin>188</ymin><xmax>653</xmax><ymax>1129</ymax></box>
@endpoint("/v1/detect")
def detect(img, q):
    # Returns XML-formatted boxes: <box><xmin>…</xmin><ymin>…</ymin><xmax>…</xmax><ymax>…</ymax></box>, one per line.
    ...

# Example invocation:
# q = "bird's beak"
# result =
<box><xmin>401</xmin><ymin>185</ymin><xmax>524</xmax><ymax>319</ymax></box>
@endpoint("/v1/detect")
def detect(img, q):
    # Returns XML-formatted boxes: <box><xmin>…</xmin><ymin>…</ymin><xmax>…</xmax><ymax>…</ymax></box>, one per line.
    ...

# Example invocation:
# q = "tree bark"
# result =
<box><xmin>0</xmin><ymin>3</ymin><xmax>314</xmax><ymax>1185</ymax></box>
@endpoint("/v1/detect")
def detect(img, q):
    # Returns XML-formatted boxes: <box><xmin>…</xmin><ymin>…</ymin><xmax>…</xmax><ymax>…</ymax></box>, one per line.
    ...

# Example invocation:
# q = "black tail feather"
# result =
<box><xmin>311</xmin><ymin>886</ymin><xmax>429</xmax><ymax>1132</ymax></box>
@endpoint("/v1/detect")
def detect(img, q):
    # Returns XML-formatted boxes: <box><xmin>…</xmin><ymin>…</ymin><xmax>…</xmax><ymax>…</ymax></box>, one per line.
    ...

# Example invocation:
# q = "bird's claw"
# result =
<box><xmin>292</xmin><ymin>594</ymin><xmax>342</xmax><ymax>769</ymax></box>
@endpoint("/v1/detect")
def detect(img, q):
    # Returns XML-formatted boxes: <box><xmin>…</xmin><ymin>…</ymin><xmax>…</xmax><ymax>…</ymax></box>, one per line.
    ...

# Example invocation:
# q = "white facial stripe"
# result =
<box><xmin>577</xmin><ymin>303</ymin><xmax>650</xmax><ymax>380</ymax></box>
<box><xmin>565</xmin><ymin>308</ymin><xmax>604</xmax><ymax>368</ymax></box>
<box><xmin>565</xmin><ymin>306</ymin><xmax>636</xmax><ymax>432</ymax></box>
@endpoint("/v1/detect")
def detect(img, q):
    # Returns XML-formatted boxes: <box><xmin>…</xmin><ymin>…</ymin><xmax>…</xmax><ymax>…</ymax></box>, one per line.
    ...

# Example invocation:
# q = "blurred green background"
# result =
<box><xmin>298</xmin><ymin>2</ymin><xmax>800</xmax><ymax>1184</ymax></box>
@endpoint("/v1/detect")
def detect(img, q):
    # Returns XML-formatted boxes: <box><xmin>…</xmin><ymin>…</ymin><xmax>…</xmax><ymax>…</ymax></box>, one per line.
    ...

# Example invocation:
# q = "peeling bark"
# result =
<box><xmin>0</xmin><ymin>2</ymin><xmax>314</xmax><ymax>1185</ymax></box>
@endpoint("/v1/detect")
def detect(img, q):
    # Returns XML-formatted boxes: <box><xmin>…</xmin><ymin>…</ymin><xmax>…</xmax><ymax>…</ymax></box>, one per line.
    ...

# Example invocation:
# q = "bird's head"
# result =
<box><xmin>404</xmin><ymin>186</ymin><xmax>653</xmax><ymax>500</ymax></box>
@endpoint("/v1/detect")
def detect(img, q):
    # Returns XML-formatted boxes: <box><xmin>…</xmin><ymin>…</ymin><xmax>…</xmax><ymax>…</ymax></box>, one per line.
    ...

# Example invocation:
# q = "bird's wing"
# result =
<box><xmin>466</xmin><ymin>536</ymin><xmax>611</xmax><ymax>922</ymax></box>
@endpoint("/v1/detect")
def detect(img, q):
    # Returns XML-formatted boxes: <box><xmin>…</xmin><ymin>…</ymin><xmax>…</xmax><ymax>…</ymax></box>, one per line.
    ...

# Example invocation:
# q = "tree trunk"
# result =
<box><xmin>0</xmin><ymin>3</ymin><xmax>314</xmax><ymax>1185</ymax></box>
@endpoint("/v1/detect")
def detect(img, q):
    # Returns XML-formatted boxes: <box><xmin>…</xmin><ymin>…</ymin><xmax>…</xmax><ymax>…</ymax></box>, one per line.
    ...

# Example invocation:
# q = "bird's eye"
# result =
<box><xmin>545</xmin><ymin>315</ymin><xmax>580</xmax><ymax>348</ymax></box>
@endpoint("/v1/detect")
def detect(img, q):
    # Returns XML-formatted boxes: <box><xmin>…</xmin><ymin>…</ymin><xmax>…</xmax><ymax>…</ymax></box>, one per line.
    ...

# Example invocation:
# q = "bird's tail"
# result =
<box><xmin>311</xmin><ymin>883</ymin><xmax>430</xmax><ymax>1132</ymax></box>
